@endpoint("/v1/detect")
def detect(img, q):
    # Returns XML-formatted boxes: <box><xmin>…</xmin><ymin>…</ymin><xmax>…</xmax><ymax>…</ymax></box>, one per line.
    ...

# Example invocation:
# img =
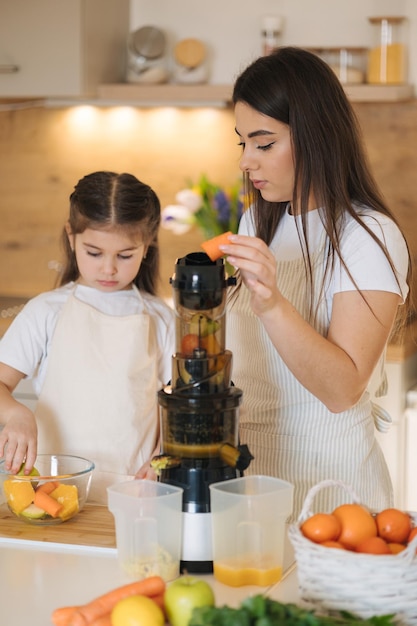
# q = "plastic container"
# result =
<box><xmin>209</xmin><ymin>475</ymin><xmax>294</xmax><ymax>586</ymax></box>
<box><xmin>107</xmin><ymin>480</ymin><xmax>183</xmax><ymax>582</ymax></box>
<box><xmin>367</xmin><ymin>16</ymin><xmax>407</xmax><ymax>84</ymax></box>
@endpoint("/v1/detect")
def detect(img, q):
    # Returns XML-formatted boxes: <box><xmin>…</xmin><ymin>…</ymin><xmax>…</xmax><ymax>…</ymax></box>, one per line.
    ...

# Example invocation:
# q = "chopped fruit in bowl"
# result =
<box><xmin>0</xmin><ymin>454</ymin><xmax>94</xmax><ymax>524</ymax></box>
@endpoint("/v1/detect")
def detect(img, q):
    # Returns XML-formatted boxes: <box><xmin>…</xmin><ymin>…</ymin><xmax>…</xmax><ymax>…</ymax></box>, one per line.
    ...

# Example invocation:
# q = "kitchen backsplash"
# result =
<box><xmin>0</xmin><ymin>101</ymin><xmax>417</xmax><ymax>301</ymax></box>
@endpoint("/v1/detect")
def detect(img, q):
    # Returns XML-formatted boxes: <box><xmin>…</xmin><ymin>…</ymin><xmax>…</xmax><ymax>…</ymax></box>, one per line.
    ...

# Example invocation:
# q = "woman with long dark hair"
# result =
<box><xmin>221</xmin><ymin>47</ymin><xmax>412</xmax><ymax>517</ymax></box>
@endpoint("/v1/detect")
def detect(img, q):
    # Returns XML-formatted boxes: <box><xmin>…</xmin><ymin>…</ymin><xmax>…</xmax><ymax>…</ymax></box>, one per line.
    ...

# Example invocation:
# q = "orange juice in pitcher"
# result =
<box><xmin>209</xmin><ymin>475</ymin><xmax>293</xmax><ymax>587</ymax></box>
<box><xmin>214</xmin><ymin>556</ymin><xmax>283</xmax><ymax>587</ymax></box>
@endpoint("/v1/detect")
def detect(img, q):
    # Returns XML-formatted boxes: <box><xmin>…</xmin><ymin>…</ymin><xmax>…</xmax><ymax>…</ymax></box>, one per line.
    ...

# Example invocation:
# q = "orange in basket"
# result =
<box><xmin>301</xmin><ymin>513</ymin><xmax>342</xmax><ymax>544</ymax></box>
<box><xmin>376</xmin><ymin>508</ymin><xmax>412</xmax><ymax>544</ymax></box>
<box><xmin>332</xmin><ymin>503</ymin><xmax>377</xmax><ymax>550</ymax></box>
<box><xmin>356</xmin><ymin>536</ymin><xmax>391</xmax><ymax>555</ymax></box>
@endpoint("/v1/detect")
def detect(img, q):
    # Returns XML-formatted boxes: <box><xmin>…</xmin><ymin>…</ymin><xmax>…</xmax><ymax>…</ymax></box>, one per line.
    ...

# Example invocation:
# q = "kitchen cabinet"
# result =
<box><xmin>0</xmin><ymin>0</ymin><xmax>129</xmax><ymax>98</ymax></box>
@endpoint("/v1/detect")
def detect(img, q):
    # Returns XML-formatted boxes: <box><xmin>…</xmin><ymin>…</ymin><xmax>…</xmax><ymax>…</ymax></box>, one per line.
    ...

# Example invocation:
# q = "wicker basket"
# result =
<box><xmin>288</xmin><ymin>479</ymin><xmax>417</xmax><ymax>625</ymax></box>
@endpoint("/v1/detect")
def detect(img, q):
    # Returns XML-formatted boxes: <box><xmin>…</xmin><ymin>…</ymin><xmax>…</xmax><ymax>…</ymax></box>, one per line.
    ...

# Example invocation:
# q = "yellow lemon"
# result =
<box><xmin>111</xmin><ymin>595</ymin><xmax>164</xmax><ymax>626</ymax></box>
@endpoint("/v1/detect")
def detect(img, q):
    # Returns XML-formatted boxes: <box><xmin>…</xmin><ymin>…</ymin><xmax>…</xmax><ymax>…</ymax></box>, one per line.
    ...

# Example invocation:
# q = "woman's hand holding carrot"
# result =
<box><xmin>220</xmin><ymin>234</ymin><xmax>281</xmax><ymax>316</ymax></box>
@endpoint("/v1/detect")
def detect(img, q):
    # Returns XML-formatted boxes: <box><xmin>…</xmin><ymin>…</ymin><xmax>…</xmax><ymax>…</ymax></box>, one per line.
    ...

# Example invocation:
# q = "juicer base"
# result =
<box><xmin>180</xmin><ymin>559</ymin><xmax>213</xmax><ymax>574</ymax></box>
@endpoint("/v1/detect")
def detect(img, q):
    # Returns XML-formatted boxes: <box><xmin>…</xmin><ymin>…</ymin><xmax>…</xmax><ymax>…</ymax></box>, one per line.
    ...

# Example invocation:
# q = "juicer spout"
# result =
<box><xmin>218</xmin><ymin>442</ymin><xmax>254</xmax><ymax>471</ymax></box>
<box><xmin>150</xmin><ymin>454</ymin><xmax>181</xmax><ymax>476</ymax></box>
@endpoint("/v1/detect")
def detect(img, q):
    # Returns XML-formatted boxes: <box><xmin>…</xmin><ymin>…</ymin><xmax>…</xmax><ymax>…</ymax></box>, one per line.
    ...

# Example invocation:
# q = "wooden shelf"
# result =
<box><xmin>96</xmin><ymin>82</ymin><xmax>414</xmax><ymax>106</ymax></box>
<box><xmin>2</xmin><ymin>83</ymin><xmax>413</xmax><ymax>109</ymax></box>
<box><xmin>97</xmin><ymin>83</ymin><xmax>233</xmax><ymax>106</ymax></box>
<box><xmin>344</xmin><ymin>83</ymin><xmax>415</xmax><ymax>102</ymax></box>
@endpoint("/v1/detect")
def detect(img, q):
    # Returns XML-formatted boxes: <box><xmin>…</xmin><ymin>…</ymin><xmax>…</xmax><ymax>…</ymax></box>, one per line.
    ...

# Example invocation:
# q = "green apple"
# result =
<box><xmin>20</xmin><ymin>503</ymin><xmax>46</xmax><ymax>520</ymax></box>
<box><xmin>18</xmin><ymin>463</ymin><xmax>40</xmax><ymax>477</ymax></box>
<box><xmin>164</xmin><ymin>576</ymin><xmax>215</xmax><ymax>626</ymax></box>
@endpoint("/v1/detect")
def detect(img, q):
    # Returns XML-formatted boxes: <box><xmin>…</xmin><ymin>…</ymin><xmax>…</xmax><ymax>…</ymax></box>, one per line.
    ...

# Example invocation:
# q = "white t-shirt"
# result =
<box><xmin>0</xmin><ymin>283</ymin><xmax>175</xmax><ymax>396</ymax></box>
<box><xmin>239</xmin><ymin>205</ymin><xmax>409</xmax><ymax>319</ymax></box>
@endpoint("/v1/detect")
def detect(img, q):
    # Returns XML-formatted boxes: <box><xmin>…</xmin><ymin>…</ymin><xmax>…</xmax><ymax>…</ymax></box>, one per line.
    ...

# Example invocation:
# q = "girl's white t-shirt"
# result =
<box><xmin>239</xmin><ymin>205</ymin><xmax>409</xmax><ymax>318</ymax></box>
<box><xmin>0</xmin><ymin>283</ymin><xmax>175</xmax><ymax>396</ymax></box>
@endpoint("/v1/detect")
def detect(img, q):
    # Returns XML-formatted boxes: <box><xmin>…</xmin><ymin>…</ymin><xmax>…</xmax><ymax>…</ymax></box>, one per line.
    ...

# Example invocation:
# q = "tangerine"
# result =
<box><xmin>388</xmin><ymin>542</ymin><xmax>406</xmax><ymax>554</ymax></box>
<box><xmin>320</xmin><ymin>540</ymin><xmax>346</xmax><ymax>549</ymax></box>
<box><xmin>332</xmin><ymin>503</ymin><xmax>377</xmax><ymax>550</ymax></box>
<box><xmin>300</xmin><ymin>513</ymin><xmax>342</xmax><ymax>544</ymax></box>
<box><xmin>375</xmin><ymin>508</ymin><xmax>412</xmax><ymax>543</ymax></box>
<box><xmin>356</xmin><ymin>536</ymin><xmax>391</xmax><ymax>555</ymax></box>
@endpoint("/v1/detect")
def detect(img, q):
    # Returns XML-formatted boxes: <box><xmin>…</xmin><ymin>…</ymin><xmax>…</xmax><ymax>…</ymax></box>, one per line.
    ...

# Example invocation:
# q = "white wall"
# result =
<box><xmin>130</xmin><ymin>0</ymin><xmax>417</xmax><ymax>88</ymax></box>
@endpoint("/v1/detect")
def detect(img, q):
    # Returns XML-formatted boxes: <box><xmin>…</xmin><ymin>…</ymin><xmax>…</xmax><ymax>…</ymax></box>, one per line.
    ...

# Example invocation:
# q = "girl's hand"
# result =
<box><xmin>0</xmin><ymin>404</ymin><xmax>38</xmax><ymax>473</ymax></box>
<box><xmin>220</xmin><ymin>234</ymin><xmax>282</xmax><ymax>316</ymax></box>
<box><xmin>135</xmin><ymin>460</ymin><xmax>157</xmax><ymax>481</ymax></box>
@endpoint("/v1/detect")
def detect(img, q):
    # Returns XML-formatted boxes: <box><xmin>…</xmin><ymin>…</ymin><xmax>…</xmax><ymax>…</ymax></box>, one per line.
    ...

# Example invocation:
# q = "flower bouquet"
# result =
<box><xmin>161</xmin><ymin>174</ymin><xmax>244</xmax><ymax>239</ymax></box>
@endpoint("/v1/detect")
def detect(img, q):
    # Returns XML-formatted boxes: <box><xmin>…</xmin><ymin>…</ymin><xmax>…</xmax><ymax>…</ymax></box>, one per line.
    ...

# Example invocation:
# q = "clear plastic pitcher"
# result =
<box><xmin>209</xmin><ymin>475</ymin><xmax>293</xmax><ymax>586</ymax></box>
<box><xmin>107</xmin><ymin>479</ymin><xmax>183</xmax><ymax>582</ymax></box>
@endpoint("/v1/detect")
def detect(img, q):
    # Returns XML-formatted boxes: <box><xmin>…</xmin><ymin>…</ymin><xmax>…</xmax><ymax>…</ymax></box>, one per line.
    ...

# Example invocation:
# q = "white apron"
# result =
<box><xmin>35</xmin><ymin>287</ymin><xmax>159</xmax><ymax>503</ymax></box>
<box><xmin>228</xmin><ymin>241</ymin><xmax>393</xmax><ymax>520</ymax></box>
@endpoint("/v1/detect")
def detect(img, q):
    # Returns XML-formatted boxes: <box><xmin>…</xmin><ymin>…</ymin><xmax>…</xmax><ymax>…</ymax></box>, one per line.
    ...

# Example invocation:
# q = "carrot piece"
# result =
<box><xmin>51</xmin><ymin>606</ymin><xmax>79</xmax><ymax>626</ymax></box>
<box><xmin>33</xmin><ymin>489</ymin><xmax>63</xmax><ymax>517</ymax></box>
<box><xmin>67</xmin><ymin>575</ymin><xmax>166</xmax><ymax>626</ymax></box>
<box><xmin>201</xmin><ymin>231</ymin><xmax>233</xmax><ymax>261</ymax></box>
<box><xmin>36</xmin><ymin>480</ymin><xmax>61</xmax><ymax>495</ymax></box>
<box><xmin>89</xmin><ymin>615</ymin><xmax>112</xmax><ymax>626</ymax></box>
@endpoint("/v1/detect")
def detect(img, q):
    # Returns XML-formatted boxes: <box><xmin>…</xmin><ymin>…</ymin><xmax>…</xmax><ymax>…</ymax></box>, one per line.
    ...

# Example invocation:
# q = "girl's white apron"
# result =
<box><xmin>228</xmin><ymin>241</ymin><xmax>393</xmax><ymax>519</ymax></box>
<box><xmin>35</xmin><ymin>288</ymin><xmax>158</xmax><ymax>503</ymax></box>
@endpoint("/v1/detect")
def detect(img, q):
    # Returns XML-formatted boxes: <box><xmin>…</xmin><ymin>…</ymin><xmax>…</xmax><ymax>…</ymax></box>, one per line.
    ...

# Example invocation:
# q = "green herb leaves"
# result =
<box><xmin>188</xmin><ymin>595</ymin><xmax>396</xmax><ymax>626</ymax></box>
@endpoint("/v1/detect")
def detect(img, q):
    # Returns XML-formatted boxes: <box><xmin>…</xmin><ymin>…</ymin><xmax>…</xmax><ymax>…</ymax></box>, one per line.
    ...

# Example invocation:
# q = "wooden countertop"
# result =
<box><xmin>0</xmin><ymin>502</ymin><xmax>116</xmax><ymax>548</ymax></box>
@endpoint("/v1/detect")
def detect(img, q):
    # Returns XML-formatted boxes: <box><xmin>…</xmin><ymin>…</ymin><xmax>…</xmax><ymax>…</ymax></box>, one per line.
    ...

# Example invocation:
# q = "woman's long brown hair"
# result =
<box><xmin>232</xmin><ymin>47</ymin><xmax>413</xmax><ymax>335</ymax></box>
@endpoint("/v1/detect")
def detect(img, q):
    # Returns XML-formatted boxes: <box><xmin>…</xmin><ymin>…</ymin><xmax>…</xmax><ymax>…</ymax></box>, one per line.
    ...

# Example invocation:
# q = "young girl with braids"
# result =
<box><xmin>0</xmin><ymin>171</ymin><xmax>174</xmax><ymax>502</ymax></box>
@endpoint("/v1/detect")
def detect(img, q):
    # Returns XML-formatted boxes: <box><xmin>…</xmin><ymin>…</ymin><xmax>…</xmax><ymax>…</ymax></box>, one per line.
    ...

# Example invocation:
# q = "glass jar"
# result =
<box><xmin>173</xmin><ymin>38</ymin><xmax>209</xmax><ymax>84</ymax></box>
<box><xmin>367</xmin><ymin>16</ymin><xmax>407</xmax><ymax>84</ymax></box>
<box><xmin>309</xmin><ymin>47</ymin><xmax>367</xmax><ymax>84</ymax></box>
<box><xmin>126</xmin><ymin>26</ymin><xmax>169</xmax><ymax>84</ymax></box>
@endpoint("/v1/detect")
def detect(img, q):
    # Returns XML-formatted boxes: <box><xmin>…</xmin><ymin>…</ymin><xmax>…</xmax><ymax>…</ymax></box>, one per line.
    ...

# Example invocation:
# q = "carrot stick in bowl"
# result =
<box><xmin>201</xmin><ymin>231</ymin><xmax>233</xmax><ymax>261</ymax></box>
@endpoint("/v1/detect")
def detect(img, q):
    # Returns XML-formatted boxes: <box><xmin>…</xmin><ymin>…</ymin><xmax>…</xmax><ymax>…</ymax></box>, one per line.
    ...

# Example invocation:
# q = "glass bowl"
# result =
<box><xmin>0</xmin><ymin>454</ymin><xmax>95</xmax><ymax>525</ymax></box>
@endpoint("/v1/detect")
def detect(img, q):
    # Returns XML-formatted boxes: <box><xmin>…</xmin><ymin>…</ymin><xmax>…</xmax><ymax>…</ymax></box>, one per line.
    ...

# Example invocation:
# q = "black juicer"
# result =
<box><xmin>155</xmin><ymin>252</ymin><xmax>253</xmax><ymax>574</ymax></box>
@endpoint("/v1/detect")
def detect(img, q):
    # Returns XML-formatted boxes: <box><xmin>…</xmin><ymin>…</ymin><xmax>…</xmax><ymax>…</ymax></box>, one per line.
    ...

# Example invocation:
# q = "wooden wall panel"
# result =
<box><xmin>0</xmin><ymin>101</ymin><xmax>416</xmax><ymax>302</ymax></box>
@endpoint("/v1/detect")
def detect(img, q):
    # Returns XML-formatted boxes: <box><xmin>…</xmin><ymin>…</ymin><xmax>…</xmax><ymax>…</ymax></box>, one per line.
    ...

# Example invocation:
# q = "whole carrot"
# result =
<box><xmin>51</xmin><ymin>606</ymin><xmax>78</xmax><ymax>626</ymax></box>
<box><xmin>151</xmin><ymin>593</ymin><xmax>166</xmax><ymax>614</ymax></box>
<box><xmin>89</xmin><ymin>615</ymin><xmax>112</xmax><ymax>626</ymax></box>
<box><xmin>67</xmin><ymin>575</ymin><xmax>166</xmax><ymax>626</ymax></box>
